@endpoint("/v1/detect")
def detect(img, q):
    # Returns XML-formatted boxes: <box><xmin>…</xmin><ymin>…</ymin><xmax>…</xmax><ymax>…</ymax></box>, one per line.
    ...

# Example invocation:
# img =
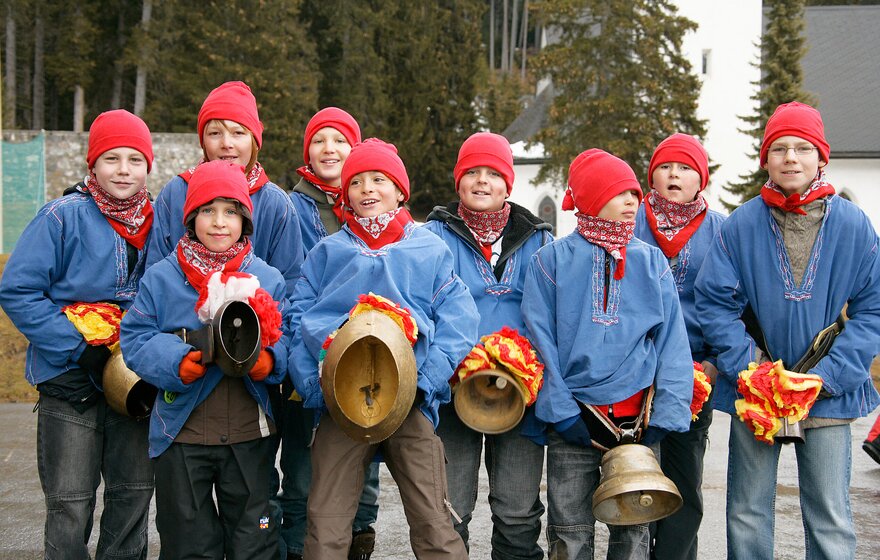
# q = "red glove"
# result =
<box><xmin>179</xmin><ymin>351</ymin><xmax>206</xmax><ymax>384</ymax></box>
<box><xmin>249</xmin><ymin>350</ymin><xmax>274</xmax><ymax>382</ymax></box>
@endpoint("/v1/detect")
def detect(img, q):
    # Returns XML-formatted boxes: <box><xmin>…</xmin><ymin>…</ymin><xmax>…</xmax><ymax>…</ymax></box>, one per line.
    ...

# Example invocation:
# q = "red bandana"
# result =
<box><xmin>344</xmin><ymin>207</ymin><xmax>415</xmax><ymax>250</ymax></box>
<box><xmin>575</xmin><ymin>213</ymin><xmax>635</xmax><ymax>280</ymax></box>
<box><xmin>644</xmin><ymin>191</ymin><xmax>708</xmax><ymax>258</ymax></box>
<box><xmin>176</xmin><ymin>235</ymin><xmax>250</xmax><ymax>297</ymax></box>
<box><xmin>296</xmin><ymin>165</ymin><xmax>346</xmax><ymax>224</ymax></box>
<box><xmin>761</xmin><ymin>170</ymin><xmax>835</xmax><ymax>216</ymax></box>
<box><xmin>84</xmin><ymin>174</ymin><xmax>153</xmax><ymax>250</ymax></box>
<box><xmin>180</xmin><ymin>160</ymin><xmax>269</xmax><ymax>195</ymax></box>
<box><xmin>457</xmin><ymin>202</ymin><xmax>510</xmax><ymax>245</ymax></box>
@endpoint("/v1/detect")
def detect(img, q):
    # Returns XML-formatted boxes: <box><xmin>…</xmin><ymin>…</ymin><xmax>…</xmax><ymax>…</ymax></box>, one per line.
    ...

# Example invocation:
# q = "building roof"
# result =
<box><xmin>802</xmin><ymin>6</ymin><xmax>880</xmax><ymax>157</ymax></box>
<box><xmin>502</xmin><ymin>83</ymin><xmax>554</xmax><ymax>146</ymax></box>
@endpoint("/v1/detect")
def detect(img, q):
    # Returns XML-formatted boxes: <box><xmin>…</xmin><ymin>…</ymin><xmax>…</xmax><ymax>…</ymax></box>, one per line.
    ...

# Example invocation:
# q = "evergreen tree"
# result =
<box><xmin>724</xmin><ymin>0</ymin><xmax>815</xmax><ymax>209</ymax></box>
<box><xmin>143</xmin><ymin>0</ymin><xmax>319</xmax><ymax>186</ymax></box>
<box><xmin>531</xmin><ymin>0</ymin><xmax>706</xmax><ymax>191</ymax></box>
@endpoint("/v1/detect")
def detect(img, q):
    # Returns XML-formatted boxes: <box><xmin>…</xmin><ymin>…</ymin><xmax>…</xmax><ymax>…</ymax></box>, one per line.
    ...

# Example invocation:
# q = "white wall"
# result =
<box><xmin>825</xmin><ymin>159</ymin><xmax>880</xmax><ymax>231</ymax></box>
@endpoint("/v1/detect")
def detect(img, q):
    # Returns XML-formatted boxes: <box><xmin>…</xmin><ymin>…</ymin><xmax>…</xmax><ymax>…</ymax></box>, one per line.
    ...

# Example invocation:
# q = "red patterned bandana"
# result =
<box><xmin>345</xmin><ymin>207</ymin><xmax>415</xmax><ymax>250</ymax></box>
<box><xmin>84</xmin><ymin>174</ymin><xmax>153</xmax><ymax>249</ymax></box>
<box><xmin>180</xmin><ymin>159</ymin><xmax>269</xmax><ymax>195</ymax></box>
<box><xmin>761</xmin><ymin>169</ymin><xmax>835</xmax><ymax>216</ymax></box>
<box><xmin>644</xmin><ymin>190</ymin><xmax>708</xmax><ymax>258</ymax></box>
<box><xmin>296</xmin><ymin>165</ymin><xmax>346</xmax><ymax>224</ymax></box>
<box><xmin>576</xmin><ymin>213</ymin><xmax>635</xmax><ymax>280</ymax></box>
<box><xmin>457</xmin><ymin>202</ymin><xmax>511</xmax><ymax>245</ymax></box>
<box><xmin>176</xmin><ymin>235</ymin><xmax>249</xmax><ymax>295</ymax></box>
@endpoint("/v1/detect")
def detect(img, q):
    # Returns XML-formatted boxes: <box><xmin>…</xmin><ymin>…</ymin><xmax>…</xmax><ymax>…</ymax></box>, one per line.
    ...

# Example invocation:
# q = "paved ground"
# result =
<box><xmin>1</xmin><ymin>403</ymin><xmax>878</xmax><ymax>559</ymax></box>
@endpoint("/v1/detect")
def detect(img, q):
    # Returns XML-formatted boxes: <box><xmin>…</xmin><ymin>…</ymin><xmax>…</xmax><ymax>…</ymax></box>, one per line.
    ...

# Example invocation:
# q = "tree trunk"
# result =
<box><xmin>32</xmin><ymin>12</ymin><xmax>45</xmax><ymax>129</ymax></box>
<box><xmin>520</xmin><ymin>0</ymin><xmax>529</xmax><ymax>80</ymax></box>
<box><xmin>111</xmin><ymin>7</ymin><xmax>125</xmax><ymax>108</ymax></box>
<box><xmin>4</xmin><ymin>6</ymin><xmax>16</xmax><ymax>129</ymax></box>
<box><xmin>133</xmin><ymin>0</ymin><xmax>153</xmax><ymax>116</ymax></box>
<box><xmin>73</xmin><ymin>85</ymin><xmax>85</xmax><ymax>132</ymax></box>
<box><xmin>509</xmin><ymin>0</ymin><xmax>519</xmax><ymax>74</ymax></box>
<box><xmin>489</xmin><ymin>0</ymin><xmax>495</xmax><ymax>70</ymax></box>
<box><xmin>501</xmin><ymin>0</ymin><xmax>509</xmax><ymax>72</ymax></box>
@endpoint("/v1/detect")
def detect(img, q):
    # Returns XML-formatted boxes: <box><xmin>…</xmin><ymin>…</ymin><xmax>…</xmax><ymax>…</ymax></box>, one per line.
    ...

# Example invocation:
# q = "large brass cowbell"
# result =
<box><xmin>102</xmin><ymin>348</ymin><xmax>157</xmax><ymax>418</ymax></box>
<box><xmin>175</xmin><ymin>300</ymin><xmax>261</xmax><ymax>378</ymax></box>
<box><xmin>322</xmin><ymin>311</ymin><xmax>417</xmax><ymax>443</ymax></box>
<box><xmin>454</xmin><ymin>368</ymin><xmax>525</xmax><ymax>434</ymax></box>
<box><xmin>592</xmin><ymin>443</ymin><xmax>682</xmax><ymax>526</ymax></box>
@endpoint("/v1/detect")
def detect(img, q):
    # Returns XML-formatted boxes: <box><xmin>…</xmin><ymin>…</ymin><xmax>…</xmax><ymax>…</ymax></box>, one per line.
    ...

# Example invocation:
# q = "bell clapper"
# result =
<box><xmin>494</xmin><ymin>376</ymin><xmax>508</xmax><ymax>390</ymax></box>
<box><xmin>639</xmin><ymin>493</ymin><xmax>654</xmax><ymax>508</ymax></box>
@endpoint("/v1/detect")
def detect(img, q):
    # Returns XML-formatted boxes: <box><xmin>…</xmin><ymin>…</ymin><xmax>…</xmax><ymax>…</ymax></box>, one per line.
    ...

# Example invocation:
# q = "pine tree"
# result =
<box><xmin>143</xmin><ymin>0</ymin><xmax>319</xmax><ymax>186</ymax></box>
<box><xmin>531</xmin><ymin>0</ymin><xmax>706</xmax><ymax>191</ymax></box>
<box><xmin>723</xmin><ymin>0</ymin><xmax>815</xmax><ymax>210</ymax></box>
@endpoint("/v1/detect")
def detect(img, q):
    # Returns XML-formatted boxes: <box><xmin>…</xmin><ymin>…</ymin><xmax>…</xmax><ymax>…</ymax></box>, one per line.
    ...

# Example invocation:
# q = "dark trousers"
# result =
<box><xmin>652</xmin><ymin>404</ymin><xmax>713</xmax><ymax>560</ymax></box>
<box><xmin>155</xmin><ymin>438</ymin><xmax>277</xmax><ymax>560</ymax></box>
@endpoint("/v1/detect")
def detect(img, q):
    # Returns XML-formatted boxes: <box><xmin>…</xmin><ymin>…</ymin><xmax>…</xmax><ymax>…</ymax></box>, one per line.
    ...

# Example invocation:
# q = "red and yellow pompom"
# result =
<box><xmin>62</xmin><ymin>302</ymin><xmax>124</xmax><ymax>348</ymax></box>
<box><xmin>349</xmin><ymin>293</ymin><xmax>418</xmax><ymax>345</ymax></box>
<box><xmin>454</xmin><ymin>327</ymin><xmax>545</xmax><ymax>406</ymax></box>
<box><xmin>734</xmin><ymin>360</ymin><xmax>823</xmax><ymax>444</ymax></box>
<box><xmin>691</xmin><ymin>361</ymin><xmax>712</xmax><ymax>421</ymax></box>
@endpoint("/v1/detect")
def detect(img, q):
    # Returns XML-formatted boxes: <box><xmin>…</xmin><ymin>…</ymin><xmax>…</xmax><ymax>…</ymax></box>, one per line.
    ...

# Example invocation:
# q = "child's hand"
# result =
<box><xmin>249</xmin><ymin>350</ymin><xmax>274</xmax><ymax>382</ymax></box>
<box><xmin>555</xmin><ymin>415</ymin><xmax>592</xmax><ymax>447</ymax></box>
<box><xmin>179</xmin><ymin>351</ymin><xmax>206</xmax><ymax>384</ymax></box>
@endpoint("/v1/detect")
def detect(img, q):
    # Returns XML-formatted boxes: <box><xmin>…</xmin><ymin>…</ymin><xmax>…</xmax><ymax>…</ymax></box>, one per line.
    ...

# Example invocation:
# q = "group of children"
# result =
<box><xmin>0</xmin><ymin>77</ymin><xmax>878</xmax><ymax>560</ymax></box>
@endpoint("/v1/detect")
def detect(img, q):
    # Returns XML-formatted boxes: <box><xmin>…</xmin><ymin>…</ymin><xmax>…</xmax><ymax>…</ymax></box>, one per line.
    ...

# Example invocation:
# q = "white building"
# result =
<box><xmin>504</xmin><ymin>2</ymin><xmax>880</xmax><ymax>234</ymax></box>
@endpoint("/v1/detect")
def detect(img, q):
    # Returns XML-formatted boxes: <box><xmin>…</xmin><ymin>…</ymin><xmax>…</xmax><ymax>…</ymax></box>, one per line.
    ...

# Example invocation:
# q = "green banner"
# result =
<box><xmin>2</xmin><ymin>134</ymin><xmax>45</xmax><ymax>253</ymax></box>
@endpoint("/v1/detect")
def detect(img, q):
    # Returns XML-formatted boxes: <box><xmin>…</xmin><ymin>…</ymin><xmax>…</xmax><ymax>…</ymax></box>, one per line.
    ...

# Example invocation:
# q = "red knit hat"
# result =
<box><xmin>563</xmin><ymin>149</ymin><xmax>642</xmax><ymax>216</ymax></box>
<box><xmin>341</xmin><ymin>139</ymin><xmax>410</xmax><ymax>206</ymax></box>
<box><xmin>303</xmin><ymin>107</ymin><xmax>361</xmax><ymax>166</ymax></box>
<box><xmin>648</xmin><ymin>133</ymin><xmax>709</xmax><ymax>191</ymax></box>
<box><xmin>86</xmin><ymin>109</ymin><xmax>154</xmax><ymax>172</ymax></box>
<box><xmin>197</xmin><ymin>81</ymin><xmax>264</xmax><ymax>148</ymax></box>
<box><xmin>453</xmin><ymin>132</ymin><xmax>515</xmax><ymax>194</ymax></box>
<box><xmin>182</xmin><ymin>160</ymin><xmax>254</xmax><ymax>225</ymax></box>
<box><xmin>760</xmin><ymin>101</ymin><xmax>830</xmax><ymax>166</ymax></box>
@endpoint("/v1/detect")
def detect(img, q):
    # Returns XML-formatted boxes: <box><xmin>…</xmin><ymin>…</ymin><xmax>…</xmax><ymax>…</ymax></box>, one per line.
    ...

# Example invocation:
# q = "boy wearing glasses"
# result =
<box><xmin>695</xmin><ymin>101</ymin><xmax>880</xmax><ymax>559</ymax></box>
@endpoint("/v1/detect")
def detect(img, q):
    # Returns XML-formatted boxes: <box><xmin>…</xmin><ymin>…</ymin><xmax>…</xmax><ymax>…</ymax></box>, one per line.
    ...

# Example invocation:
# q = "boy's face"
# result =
<box><xmin>762</xmin><ymin>135</ymin><xmax>825</xmax><ymax>197</ymax></box>
<box><xmin>651</xmin><ymin>161</ymin><xmax>701</xmax><ymax>203</ymax></box>
<box><xmin>347</xmin><ymin>171</ymin><xmax>405</xmax><ymax>218</ymax></box>
<box><xmin>309</xmin><ymin>127</ymin><xmax>352</xmax><ymax>187</ymax></box>
<box><xmin>194</xmin><ymin>199</ymin><xmax>243</xmax><ymax>253</ymax></box>
<box><xmin>597</xmin><ymin>190</ymin><xmax>640</xmax><ymax>222</ymax></box>
<box><xmin>202</xmin><ymin>120</ymin><xmax>255</xmax><ymax>169</ymax></box>
<box><xmin>91</xmin><ymin>147</ymin><xmax>149</xmax><ymax>200</ymax></box>
<box><xmin>457</xmin><ymin>166</ymin><xmax>507</xmax><ymax>212</ymax></box>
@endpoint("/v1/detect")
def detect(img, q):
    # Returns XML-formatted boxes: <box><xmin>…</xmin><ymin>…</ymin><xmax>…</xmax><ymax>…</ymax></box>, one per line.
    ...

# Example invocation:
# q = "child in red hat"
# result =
<box><xmin>121</xmin><ymin>159</ymin><xmax>290</xmax><ymax>559</ymax></box>
<box><xmin>696</xmin><ymin>101</ymin><xmax>880</xmax><ymax>560</ymax></box>
<box><xmin>0</xmin><ymin>109</ymin><xmax>155</xmax><ymax>558</ymax></box>
<box><xmin>424</xmin><ymin>131</ymin><xmax>552</xmax><ymax>558</ymax></box>
<box><xmin>284</xmin><ymin>108</ymin><xmax>379</xmax><ymax>560</ymax></box>
<box><xmin>288</xmin><ymin>139</ymin><xmax>479</xmax><ymax>559</ymax></box>
<box><xmin>147</xmin><ymin>81</ymin><xmax>304</xmax><ymax>295</ymax></box>
<box><xmin>633</xmin><ymin>133</ymin><xmax>725</xmax><ymax>559</ymax></box>
<box><xmin>521</xmin><ymin>149</ymin><xmax>692</xmax><ymax>559</ymax></box>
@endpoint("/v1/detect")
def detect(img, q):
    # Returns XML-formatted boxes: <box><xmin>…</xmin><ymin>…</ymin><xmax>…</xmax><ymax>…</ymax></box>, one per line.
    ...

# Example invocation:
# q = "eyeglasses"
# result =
<box><xmin>767</xmin><ymin>145</ymin><xmax>817</xmax><ymax>158</ymax></box>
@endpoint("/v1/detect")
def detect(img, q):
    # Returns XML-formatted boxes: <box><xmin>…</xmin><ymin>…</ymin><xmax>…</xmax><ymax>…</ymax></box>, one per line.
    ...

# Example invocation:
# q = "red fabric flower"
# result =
<box><xmin>691</xmin><ymin>361</ymin><xmax>712</xmax><ymax>420</ymax></box>
<box><xmin>248</xmin><ymin>288</ymin><xmax>282</xmax><ymax>347</ymax></box>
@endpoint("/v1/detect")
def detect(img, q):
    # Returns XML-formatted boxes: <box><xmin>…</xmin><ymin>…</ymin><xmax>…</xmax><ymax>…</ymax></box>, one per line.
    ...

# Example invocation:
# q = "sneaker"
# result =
<box><xmin>348</xmin><ymin>527</ymin><xmax>376</xmax><ymax>560</ymax></box>
<box><xmin>864</xmin><ymin>438</ymin><xmax>880</xmax><ymax>465</ymax></box>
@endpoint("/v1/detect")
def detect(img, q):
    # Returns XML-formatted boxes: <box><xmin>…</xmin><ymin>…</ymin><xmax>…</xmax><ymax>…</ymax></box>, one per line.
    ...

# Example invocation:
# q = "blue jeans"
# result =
<box><xmin>437</xmin><ymin>403</ymin><xmax>544</xmax><ymax>559</ymax></box>
<box><xmin>726</xmin><ymin>418</ymin><xmax>856</xmax><ymax>560</ymax></box>
<box><xmin>277</xmin><ymin>399</ymin><xmax>380</xmax><ymax>555</ymax></box>
<box><xmin>37</xmin><ymin>394</ymin><xmax>154</xmax><ymax>560</ymax></box>
<box><xmin>546</xmin><ymin>431</ymin><xmax>651</xmax><ymax>560</ymax></box>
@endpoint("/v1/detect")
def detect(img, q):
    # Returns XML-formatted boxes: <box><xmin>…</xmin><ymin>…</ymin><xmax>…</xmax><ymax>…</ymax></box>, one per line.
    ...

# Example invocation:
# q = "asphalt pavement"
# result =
<box><xmin>1</xmin><ymin>403</ymin><xmax>878</xmax><ymax>559</ymax></box>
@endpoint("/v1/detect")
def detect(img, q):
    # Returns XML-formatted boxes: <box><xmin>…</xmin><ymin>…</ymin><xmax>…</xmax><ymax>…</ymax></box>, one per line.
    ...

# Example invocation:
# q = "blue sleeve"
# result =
<box><xmin>520</xmin><ymin>250</ymin><xmax>581</xmax><ymax>426</ymax></box>
<box><xmin>260</xmin><ymin>188</ymin><xmax>305</xmax><ymax>297</ymax></box>
<box><xmin>812</xmin><ymin>234</ymin><xmax>880</xmax><ymax>395</ymax></box>
<box><xmin>648</xmin><ymin>260</ymin><xmax>694</xmax><ymax>433</ymax></box>
<box><xmin>120</xmin><ymin>274</ymin><xmax>197</xmax><ymax>394</ymax></box>
<box><xmin>421</xmin><ymin>267</ymin><xmax>479</xmax><ymax>406</ymax></box>
<box><xmin>694</xmin><ymin>228</ymin><xmax>759</xmax><ymax>382</ymax></box>
<box><xmin>263</xmin><ymin>270</ymin><xmax>292</xmax><ymax>386</ymax></box>
<box><xmin>286</xmin><ymin>261</ymin><xmax>325</xmax><ymax>409</ymax></box>
<box><xmin>146</xmin><ymin>181</ymin><xmax>179</xmax><ymax>269</ymax></box>
<box><xmin>0</xmin><ymin>211</ymin><xmax>87</xmax><ymax>367</ymax></box>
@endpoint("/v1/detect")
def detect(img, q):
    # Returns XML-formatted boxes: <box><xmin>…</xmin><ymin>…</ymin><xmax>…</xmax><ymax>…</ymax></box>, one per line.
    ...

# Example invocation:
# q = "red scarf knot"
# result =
<box><xmin>644</xmin><ymin>190</ymin><xmax>708</xmax><ymax>258</ymax></box>
<box><xmin>457</xmin><ymin>202</ymin><xmax>511</xmax><ymax>246</ymax></box>
<box><xmin>760</xmin><ymin>170</ymin><xmax>835</xmax><ymax>216</ymax></box>
<box><xmin>344</xmin><ymin>207</ymin><xmax>415</xmax><ymax>250</ymax></box>
<box><xmin>296</xmin><ymin>165</ymin><xmax>346</xmax><ymax>224</ymax></box>
<box><xmin>176</xmin><ymin>235</ymin><xmax>250</xmax><ymax>297</ymax></box>
<box><xmin>575</xmin><ymin>213</ymin><xmax>635</xmax><ymax>280</ymax></box>
<box><xmin>85</xmin><ymin>174</ymin><xmax>153</xmax><ymax>249</ymax></box>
